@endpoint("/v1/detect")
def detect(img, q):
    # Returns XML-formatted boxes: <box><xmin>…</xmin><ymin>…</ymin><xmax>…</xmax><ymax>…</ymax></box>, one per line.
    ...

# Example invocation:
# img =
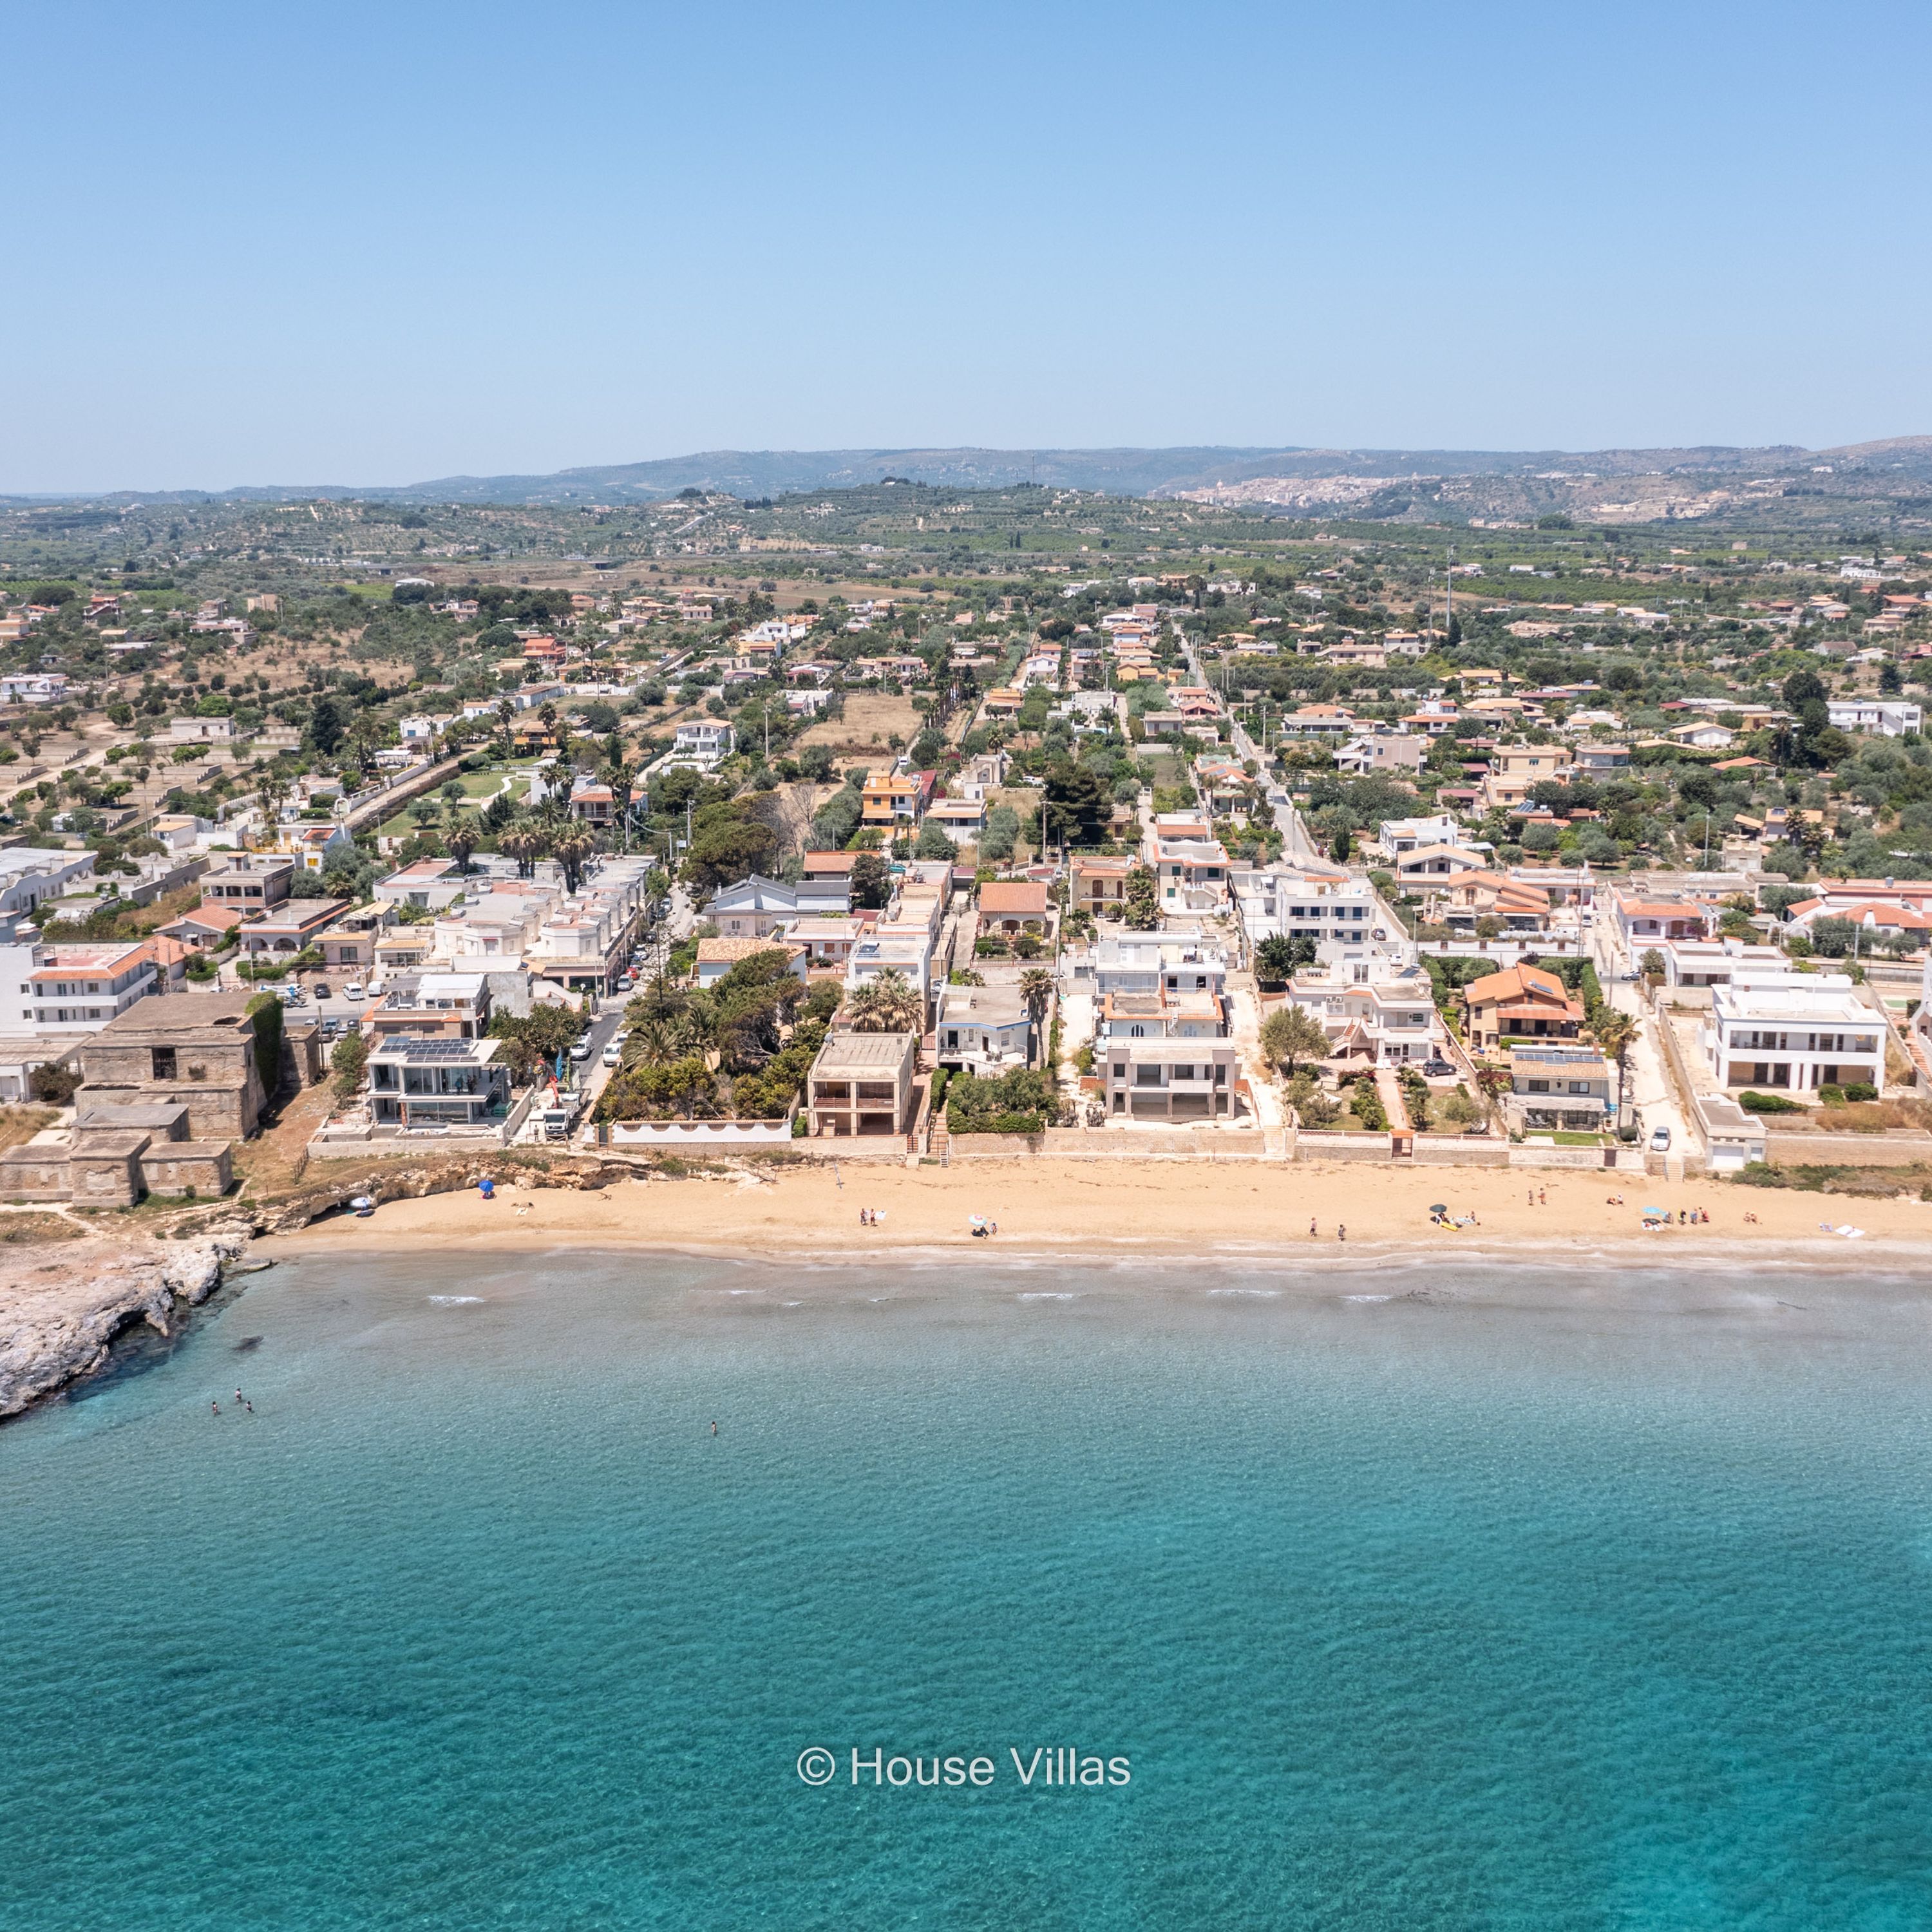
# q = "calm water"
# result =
<box><xmin>5</xmin><ymin>1248</ymin><xmax>1932</xmax><ymax>1931</ymax></box>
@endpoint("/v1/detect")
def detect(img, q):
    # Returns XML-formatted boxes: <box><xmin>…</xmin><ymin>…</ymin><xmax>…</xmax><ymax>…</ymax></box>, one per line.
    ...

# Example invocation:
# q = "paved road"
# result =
<box><xmin>1179</xmin><ymin>636</ymin><xmax>1318</xmax><ymax>862</ymax></box>
<box><xmin>1591</xmin><ymin>917</ymin><xmax>1689</xmax><ymax>1174</ymax></box>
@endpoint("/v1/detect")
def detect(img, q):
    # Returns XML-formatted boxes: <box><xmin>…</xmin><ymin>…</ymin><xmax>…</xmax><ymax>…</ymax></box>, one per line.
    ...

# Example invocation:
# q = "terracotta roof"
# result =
<box><xmin>978</xmin><ymin>882</ymin><xmax>1049</xmax><ymax>914</ymax></box>
<box><xmin>1464</xmin><ymin>963</ymin><xmax>1576</xmax><ymax>1009</ymax></box>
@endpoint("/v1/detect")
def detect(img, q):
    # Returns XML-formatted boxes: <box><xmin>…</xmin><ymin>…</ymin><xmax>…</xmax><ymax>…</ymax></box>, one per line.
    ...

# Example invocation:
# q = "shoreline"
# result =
<box><xmin>274</xmin><ymin>1157</ymin><xmax>1932</xmax><ymax>1270</ymax></box>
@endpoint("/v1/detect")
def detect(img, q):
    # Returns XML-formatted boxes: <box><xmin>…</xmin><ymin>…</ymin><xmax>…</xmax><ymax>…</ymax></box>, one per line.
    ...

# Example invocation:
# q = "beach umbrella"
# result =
<box><xmin>1428</xmin><ymin>1203</ymin><xmax>1447</xmax><ymax>1215</ymax></box>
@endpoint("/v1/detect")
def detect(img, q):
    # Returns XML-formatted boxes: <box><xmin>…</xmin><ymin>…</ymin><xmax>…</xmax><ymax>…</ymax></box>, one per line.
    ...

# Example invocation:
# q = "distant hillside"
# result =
<box><xmin>11</xmin><ymin>437</ymin><xmax>1932</xmax><ymax>529</ymax></box>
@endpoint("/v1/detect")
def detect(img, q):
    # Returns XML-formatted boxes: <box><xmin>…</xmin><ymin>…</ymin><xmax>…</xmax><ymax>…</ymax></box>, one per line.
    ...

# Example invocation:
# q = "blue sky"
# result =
<box><xmin>5</xmin><ymin>0</ymin><xmax>1928</xmax><ymax>492</ymax></box>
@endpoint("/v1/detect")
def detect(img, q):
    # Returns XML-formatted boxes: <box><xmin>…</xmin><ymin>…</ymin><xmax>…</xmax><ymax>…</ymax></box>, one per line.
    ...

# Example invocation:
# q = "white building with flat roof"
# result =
<box><xmin>1700</xmin><ymin>969</ymin><xmax>1885</xmax><ymax>1097</ymax></box>
<box><xmin>1828</xmin><ymin>699</ymin><xmax>1922</xmax><ymax>737</ymax></box>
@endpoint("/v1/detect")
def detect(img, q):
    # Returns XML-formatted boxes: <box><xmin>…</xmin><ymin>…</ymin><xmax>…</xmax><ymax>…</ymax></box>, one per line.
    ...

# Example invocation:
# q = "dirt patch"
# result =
<box><xmin>0</xmin><ymin>1108</ymin><xmax>58</xmax><ymax>1153</ymax></box>
<box><xmin>797</xmin><ymin>693</ymin><xmax>923</xmax><ymax>755</ymax></box>
<box><xmin>0</xmin><ymin>1212</ymin><xmax>85</xmax><ymax>1245</ymax></box>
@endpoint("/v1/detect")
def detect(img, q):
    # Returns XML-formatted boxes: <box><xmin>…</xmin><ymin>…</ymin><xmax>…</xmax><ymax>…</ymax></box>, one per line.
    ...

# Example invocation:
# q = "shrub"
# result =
<box><xmin>28</xmin><ymin>1062</ymin><xmax>80</xmax><ymax>1105</ymax></box>
<box><xmin>947</xmin><ymin>1066</ymin><xmax>1060</xmax><ymax>1133</ymax></box>
<box><xmin>1348</xmin><ymin>1078</ymin><xmax>1388</xmax><ymax>1132</ymax></box>
<box><xmin>1818</xmin><ymin>1083</ymin><xmax>1846</xmax><ymax>1106</ymax></box>
<box><xmin>1738</xmin><ymin>1090</ymin><xmax>1804</xmax><ymax>1113</ymax></box>
<box><xmin>245</xmin><ymin>992</ymin><xmax>284</xmax><ymax>1096</ymax></box>
<box><xmin>1844</xmin><ymin>1082</ymin><xmax>1878</xmax><ymax>1103</ymax></box>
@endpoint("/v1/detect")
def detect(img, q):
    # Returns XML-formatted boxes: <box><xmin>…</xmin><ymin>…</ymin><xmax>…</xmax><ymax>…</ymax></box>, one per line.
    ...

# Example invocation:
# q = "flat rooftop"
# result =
<box><xmin>814</xmin><ymin>1032</ymin><xmax>916</xmax><ymax>1074</ymax></box>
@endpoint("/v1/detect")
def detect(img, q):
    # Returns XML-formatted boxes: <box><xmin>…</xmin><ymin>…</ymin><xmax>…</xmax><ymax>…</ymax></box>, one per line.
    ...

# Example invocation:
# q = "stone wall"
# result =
<box><xmin>141</xmin><ymin>1142</ymin><xmax>235</xmax><ymax>1198</ymax></box>
<box><xmin>0</xmin><ymin>1150</ymin><xmax>71</xmax><ymax>1201</ymax></box>
<box><xmin>1760</xmin><ymin>1132</ymin><xmax>1932</xmax><ymax>1169</ymax></box>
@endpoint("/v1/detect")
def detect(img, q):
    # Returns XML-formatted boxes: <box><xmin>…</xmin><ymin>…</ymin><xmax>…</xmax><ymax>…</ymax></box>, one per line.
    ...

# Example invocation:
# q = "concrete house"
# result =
<box><xmin>807</xmin><ymin>1030</ymin><xmax>916</xmax><ymax>1137</ymax></box>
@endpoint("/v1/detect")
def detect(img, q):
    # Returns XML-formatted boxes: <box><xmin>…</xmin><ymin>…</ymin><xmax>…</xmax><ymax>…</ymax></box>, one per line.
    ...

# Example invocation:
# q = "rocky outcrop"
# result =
<box><xmin>0</xmin><ymin>1226</ymin><xmax>252</xmax><ymax>1418</ymax></box>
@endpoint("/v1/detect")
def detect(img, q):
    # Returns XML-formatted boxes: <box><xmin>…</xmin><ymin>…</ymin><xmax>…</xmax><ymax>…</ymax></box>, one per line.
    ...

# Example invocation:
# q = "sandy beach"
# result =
<box><xmin>274</xmin><ymin>1158</ymin><xmax>1932</xmax><ymax>1267</ymax></box>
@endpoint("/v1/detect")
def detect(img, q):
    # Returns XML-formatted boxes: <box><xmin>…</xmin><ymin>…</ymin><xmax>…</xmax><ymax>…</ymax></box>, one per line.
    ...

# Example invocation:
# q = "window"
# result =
<box><xmin>1568</xmin><ymin>1081</ymin><xmax>1593</xmax><ymax>1095</ymax></box>
<box><xmin>151</xmin><ymin>1047</ymin><xmax>177</xmax><ymax>1080</ymax></box>
<box><xmin>1526</xmin><ymin>1079</ymin><xmax>1549</xmax><ymax>1093</ymax></box>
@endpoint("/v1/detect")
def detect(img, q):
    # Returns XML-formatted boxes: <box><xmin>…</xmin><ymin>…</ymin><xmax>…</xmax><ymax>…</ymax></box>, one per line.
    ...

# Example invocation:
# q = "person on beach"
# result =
<box><xmin>1538</xmin><ymin>1188</ymin><xmax>1547</xmax><ymax>1206</ymax></box>
<box><xmin>211</xmin><ymin>1401</ymin><xmax>220</xmax><ymax>1417</ymax></box>
<box><xmin>245</xmin><ymin>1401</ymin><xmax>254</xmax><ymax>1414</ymax></box>
<box><xmin>1309</xmin><ymin>1218</ymin><xmax>1318</xmax><ymax>1237</ymax></box>
<box><xmin>1338</xmin><ymin>1224</ymin><xmax>1346</xmax><ymax>1241</ymax></box>
<box><xmin>711</xmin><ymin>1420</ymin><xmax>717</xmax><ymax>1436</ymax></box>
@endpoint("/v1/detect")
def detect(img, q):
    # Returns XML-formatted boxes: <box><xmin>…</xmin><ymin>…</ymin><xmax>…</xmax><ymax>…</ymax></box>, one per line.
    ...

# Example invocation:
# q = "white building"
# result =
<box><xmin>1283</xmin><ymin>942</ymin><xmax>1441</xmax><ymax>1065</ymax></box>
<box><xmin>0</xmin><ymin>941</ymin><xmax>158</xmax><ymax>1033</ymax></box>
<box><xmin>1374</xmin><ymin>813</ymin><xmax>1482</xmax><ymax>857</ymax></box>
<box><xmin>1828</xmin><ymin>699</ymin><xmax>1923</xmax><ymax>737</ymax></box>
<box><xmin>0</xmin><ymin>848</ymin><xmax>98</xmax><ymax>919</ymax></box>
<box><xmin>668</xmin><ymin>721</ymin><xmax>735</xmax><ymax>768</ymax></box>
<box><xmin>1654</xmin><ymin>937</ymin><xmax>1789</xmax><ymax>989</ymax></box>
<box><xmin>1334</xmin><ymin>731</ymin><xmax>1427</xmax><ymax>776</ymax></box>
<box><xmin>1233</xmin><ymin>868</ymin><xmax>1407</xmax><ymax>956</ymax></box>
<box><xmin>1089</xmin><ymin>933</ymin><xmax>1230</xmax><ymax>1003</ymax></box>
<box><xmin>1700</xmin><ymin>969</ymin><xmax>1885</xmax><ymax>1097</ymax></box>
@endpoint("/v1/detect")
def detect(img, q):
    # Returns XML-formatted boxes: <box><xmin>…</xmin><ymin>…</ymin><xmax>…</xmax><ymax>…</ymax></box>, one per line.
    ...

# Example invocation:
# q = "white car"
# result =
<box><xmin>1649</xmin><ymin>1125</ymin><xmax>1672</xmax><ymax>1153</ymax></box>
<box><xmin>344</xmin><ymin>983</ymin><xmax>365</xmax><ymax>999</ymax></box>
<box><xmin>569</xmin><ymin>1039</ymin><xmax>593</xmax><ymax>1062</ymax></box>
<box><xmin>601</xmin><ymin>1043</ymin><xmax>623</xmax><ymax>1067</ymax></box>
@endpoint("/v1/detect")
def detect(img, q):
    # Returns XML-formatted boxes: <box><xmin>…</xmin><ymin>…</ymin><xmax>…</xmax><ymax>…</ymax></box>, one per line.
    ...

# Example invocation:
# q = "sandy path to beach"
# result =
<box><xmin>277</xmin><ymin>1159</ymin><xmax>1932</xmax><ymax>1264</ymax></box>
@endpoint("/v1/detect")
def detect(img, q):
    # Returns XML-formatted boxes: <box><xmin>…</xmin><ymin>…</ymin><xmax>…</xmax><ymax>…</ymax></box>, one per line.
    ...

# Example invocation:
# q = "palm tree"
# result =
<box><xmin>553</xmin><ymin>829</ymin><xmax>595</xmax><ymax>895</ymax></box>
<box><xmin>447</xmin><ymin>822</ymin><xmax>477</xmax><ymax>875</ymax></box>
<box><xmin>602</xmin><ymin>758</ymin><xmax>638</xmax><ymax>853</ymax></box>
<box><xmin>494</xmin><ymin>697</ymin><xmax>516</xmax><ymax>759</ymax></box>
<box><xmin>1591</xmin><ymin>1009</ymin><xmax>1641</xmax><ymax>1129</ymax></box>
<box><xmin>848</xmin><ymin>967</ymin><xmax>923</xmax><ymax>1034</ymax></box>
<box><xmin>500</xmin><ymin>826</ymin><xmax>547</xmax><ymax>879</ymax></box>
<box><xmin>1018</xmin><ymin>966</ymin><xmax>1054</xmax><ymax>1044</ymax></box>
<box><xmin>629</xmin><ymin>1014</ymin><xmax>679</xmax><ymax>1066</ymax></box>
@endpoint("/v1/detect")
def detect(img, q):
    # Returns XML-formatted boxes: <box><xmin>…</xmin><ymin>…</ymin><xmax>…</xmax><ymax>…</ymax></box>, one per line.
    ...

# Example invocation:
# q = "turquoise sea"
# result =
<box><xmin>5</xmin><ymin>1247</ymin><xmax>1932</xmax><ymax>1930</ymax></box>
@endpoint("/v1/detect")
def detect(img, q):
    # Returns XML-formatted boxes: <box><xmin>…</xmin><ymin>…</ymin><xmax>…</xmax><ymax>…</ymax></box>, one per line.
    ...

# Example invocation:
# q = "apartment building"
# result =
<box><xmin>1102</xmin><ymin>1038</ymin><xmax>1239</xmax><ymax>1120</ymax></box>
<box><xmin>1701</xmin><ymin>970</ymin><xmax>1884</xmax><ymax>1097</ymax></box>
<box><xmin>0</xmin><ymin>941</ymin><xmax>158</xmax><ymax>1032</ymax></box>
<box><xmin>1090</xmin><ymin>933</ymin><xmax>1229</xmax><ymax>1003</ymax></box>
<box><xmin>1284</xmin><ymin>946</ymin><xmax>1439</xmax><ymax>1064</ymax></box>
<box><xmin>1479</xmin><ymin>744</ymin><xmax>1574</xmax><ymax>811</ymax></box>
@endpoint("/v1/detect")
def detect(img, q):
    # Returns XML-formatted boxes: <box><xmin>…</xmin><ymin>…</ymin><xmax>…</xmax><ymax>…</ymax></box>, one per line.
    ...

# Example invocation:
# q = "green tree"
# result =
<box><xmin>1259</xmin><ymin>1005</ymin><xmax>1331</xmax><ymax>1078</ymax></box>
<box><xmin>1122</xmin><ymin>862</ymin><xmax>1159</xmax><ymax>929</ymax></box>
<box><xmin>849</xmin><ymin>849</ymin><xmax>891</xmax><ymax>910</ymax></box>
<box><xmin>1039</xmin><ymin>757</ymin><xmax>1110</xmax><ymax>848</ymax></box>
<box><xmin>329</xmin><ymin>1029</ymin><xmax>368</xmax><ymax>1103</ymax></box>
<box><xmin>980</xmin><ymin>803</ymin><xmax>1021</xmax><ymax>861</ymax></box>
<box><xmin>681</xmin><ymin>805</ymin><xmax>777</xmax><ymax>894</ymax></box>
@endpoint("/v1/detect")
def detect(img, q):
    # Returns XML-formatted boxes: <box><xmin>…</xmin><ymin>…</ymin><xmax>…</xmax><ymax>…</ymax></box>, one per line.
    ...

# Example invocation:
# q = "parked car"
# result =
<box><xmin>569</xmin><ymin>1038</ymin><xmax>593</xmax><ymax>1062</ymax></box>
<box><xmin>1649</xmin><ymin>1125</ymin><xmax>1672</xmax><ymax>1152</ymax></box>
<box><xmin>1420</xmin><ymin>1058</ymin><xmax>1455</xmax><ymax>1078</ymax></box>
<box><xmin>344</xmin><ymin>983</ymin><xmax>365</xmax><ymax>999</ymax></box>
<box><xmin>313</xmin><ymin>983</ymin><xmax>332</xmax><ymax>998</ymax></box>
<box><xmin>601</xmin><ymin>1043</ymin><xmax>622</xmax><ymax>1067</ymax></box>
